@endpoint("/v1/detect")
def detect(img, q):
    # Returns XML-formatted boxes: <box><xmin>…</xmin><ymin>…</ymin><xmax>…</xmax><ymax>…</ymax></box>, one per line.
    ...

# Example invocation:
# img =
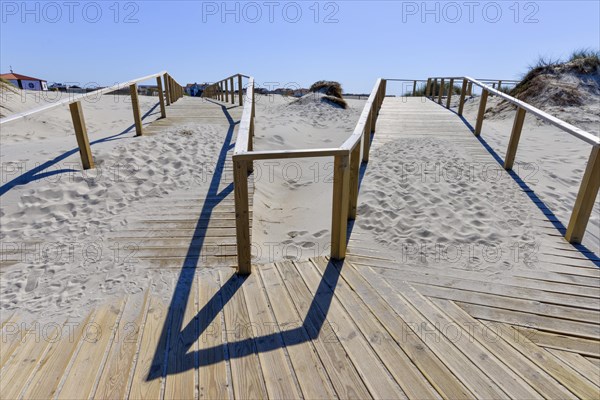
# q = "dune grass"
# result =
<box><xmin>310</xmin><ymin>80</ymin><xmax>348</xmax><ymax>109</ymax></box>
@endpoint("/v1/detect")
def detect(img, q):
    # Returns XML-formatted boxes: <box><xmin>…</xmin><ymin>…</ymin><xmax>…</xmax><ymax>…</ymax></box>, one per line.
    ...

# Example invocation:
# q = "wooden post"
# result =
<box><xmin>238</xmin><ymin>75</ymin><xmax>243</xmax><ymax>106</ymax></box>
<box><xmin>233</xmin><ymin>158</ymin><xmax>251</xmax><ymax>274</ymax></box>
<box><xmin>458</xmin><ymin>78</ymin><xmax>468</xmax><ymax>116</ymax></box>
<box><xmin>363</xmin><ymin>111</ymin><xmax>372</xmax><ymax>163</ymax></box>
<box><xmin>425</xmin><ymin>78</ymin><xmax>431</xmax><ymax>97</ymax></box>
<box><xmin>412</xmin><ymin>80</ymin><xmax>417</xmax><ymax>96</ymax></box>
<box><xmin>497</xmin><ymin>80</ymin><xmax>502</xmax><ymax>91</ymax></box>
<box><xmin>156</xmin><ymin>76</ymin><xmax>166</xmax><ymax>118</ymax></box>
<box><xmin>566</xmin><ymin>146</ymin><xmax>600</xmax><ymax>244</ymax></box>
<box><xmin>230</xmin><ymin>77</ymin><xmax>235</xmax><ymax>104</ymax></box>
<box><xmin>446</xmin><ymin>78</ymin><xmax>454</xmax><ymax>108</ymax></box>
<box><xmin>69</xmin><ymin>101</ymin><xmax>94</xmax><ymax>169</ymax></box>
<box><xmin>467</xmin><ymin>82</ymin><xmax>473</xmax><ymax>96</ymax></box>
<box><xmin>171</xmin><ymin>77</ymin><xmax>176</xmax><ymax>103</ymax></box>
<box><xmin>129</xmin><ymin>83</ymin><xmax>143</xmax><ymax>136</ymax></box>
<box><xmin>348</xmin><ymin>145</ymin><xmax>361</xmax><ymax>219</ymax></box>
<box><xmin>474</xmin><ymin>89</ymin><xmax>488</xmax><ymax>136</ymax></box>
<box><xmin>164</xmin><ymin>73</ymin><xmax>171</xmax><ymax>106</ymax></box>
<box><xmin>504</xmin><ymin>107</ymin><xmax>526</xmax><ymax>170</ymax></box>
<box><xmin>331</xmin><ymin>154</ymin><xmax>350</xmax><ymax>259</ymax></box>
<box><xmin>438</xmin><ymin>79</ymin><xmax>445</xmax><ymax>104</ymax></box>
<box><xmin>224</xmin><ymin>79</ymin><xmax>229</xmax><ymax>102</ymax></box>
<box><xmin>432</xmin><ymin>79</ymin><xmax>438</xmax><ymax>98</ymax></box>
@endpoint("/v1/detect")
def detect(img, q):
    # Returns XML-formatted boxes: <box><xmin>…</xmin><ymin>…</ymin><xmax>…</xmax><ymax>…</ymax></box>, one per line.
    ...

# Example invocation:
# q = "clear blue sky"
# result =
<box><xmin>1</xmin><ymin>1</ymin><xmax>598</xmax><ymax>93</ymax></box>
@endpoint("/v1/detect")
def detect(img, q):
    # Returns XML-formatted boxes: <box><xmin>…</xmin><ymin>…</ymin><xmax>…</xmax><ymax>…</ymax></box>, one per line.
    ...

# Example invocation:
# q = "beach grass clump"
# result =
<box><xmin>487</xmin><ymin>48</ymin><xmax>599</xmax><ymax>114</ymax></box>
<box><xmin>309</xmin><ymin>80</ymin><xmax>348</xmax><ymax>109</ymax></box>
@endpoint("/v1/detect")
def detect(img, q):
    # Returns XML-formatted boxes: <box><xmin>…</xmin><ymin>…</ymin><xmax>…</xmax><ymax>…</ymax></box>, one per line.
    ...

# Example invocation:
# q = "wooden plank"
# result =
<box><xmin>218</xmin><ymin>269</ymin><xmax>268</xmax><ymax>399</ymax></box>
<box><xmin>69</xmin><ymin>101</ymin><xmax>95</xmax><ymax>169</ymax></box>
<box><xmin>348</xmin><ymin>144</ymin><xmax>360</xmax><ymax>220</ymax></box>
<box><xmin>566</xmin><ymin>145</ymin><xmax>600</xmax><ymax>244</ymax></box>
<box><xmin>22</xmin><ymin>313</ymin><xmax>93</xmax><ymax>400</ymax></box>
<box><xmin>241</xmin><ymin>267</ymin><xmax>302</xmax><ymax>399</ymax></box>
<box><xmin>293</xmin><ymin>259</ymin><xmax>406</xmax><ymax>399</ymax></box>
<box><xmin>197</xmin><ymin>270</ymin><xmax>229</xmax><ymax>400</ymax></box>
<box><xmin>335</xmin><ymin>260</ymin><xmax>475</xmax><ymax>399</ymax></box>
<box><xmin>163</xmin><ymin>278</ymin><xmax>197</xmax><ymax>400</ymax></box>
<box><xmin>517</xmin><ymin>326</ymin><xmax>600</xmax><ymax>358</ymax></box>
<box><xmin>94</xmin><ymin>292</ymin><xmax>150</xmax><ymax>399</ymax></box>
<box><xmin>432</xmin><ymin>298</ymin><xmax>575</xmax><ymax>399</ymax></box>
<box><xmin>396</xmin><ymin>285</ymin><xmax>544</xmax><ymax>399</ymax></box>
<box><xmin>0</xmin><ymin>322</ymin><xmax>60</xmax><ymax>399</ymax></box>
<box><xmin>257</xmin><ymin>264</ymin><xmax>336</xmax><ymax>399</ymax></box>
<box><xmin>504</xmin><ymin>107</ymin><xmax>526</xmax><ymax>170</ymax></box>
<box><xmin>458</xmin><ymin>78</ymin><xmax>468</xmax><ymax>115</ymax></box>
<box><xmin>233</xmin><ymin>159</ymin><xmax>251</xmax><ymax>274</ymax></box>
<box><xmin>128</xmin><ymin>297</ymin><xmax>169</xmax><ymax>399</ymax></box>
<box><xmin>164</xmin><ymin>73</ymin><xmax>171</xmax><ymax>106</ymax></box>
<box><xmin>274</xmin><ymin>260</ymin><xmax>373</xmax><ymax>399</ymax></box>
<box><xmin>0</xmin><ymin>314</ymin><xmax>22</xmax><ymax>368</ymax></box>
<box><xmin>310</xmin><ymin>258</ymin><xmax>441</xmax><ymax>399</ymax></box>
<box><xmin>330</xmin><ymin>154</ymin><xmax>350</xmax><ymax>259</ymax></box>
<box><xmin>446</xmin><ymin>78</ymin><xmax>454</xmax><ymax>108</ymax></box>
<box><xmin>485</xmin><ymin>321</ymin><xmax>598</xmax><ymax>399</ymax></box>
<box><xmin>547</xmin><ymin>348</ymin><xmax>600</xmax><ymax>387</ymax></box>
<box><xmin>357</xmin><ymin>265</ymin><xmax>510</xmax><ymax>399</ymax></box>
<box><xmin>57</xmin><ymin>300</ymin><xmax>124</xmax><ymax>399</ymax></box>
<box><xmin>156</xmin><ymin>76</ymin><xmax>166</xmax><ymax>118</ymax></box>
<box><xmin>474</xmin><ymin>89</ymin><xmax>489</xmax><ymax>136</ymax></box>
<box><xmin>130</xmin><ymin>83</ymin><xmax>143</xmax><ymax>136</ymax></box>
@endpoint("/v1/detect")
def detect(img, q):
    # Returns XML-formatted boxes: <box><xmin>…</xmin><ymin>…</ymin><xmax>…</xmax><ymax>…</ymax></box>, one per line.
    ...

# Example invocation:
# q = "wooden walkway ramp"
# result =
<box><xmin>1</xmin><ymin>97</ymin><xmax>599</xmax><ymax>399</ymax></box>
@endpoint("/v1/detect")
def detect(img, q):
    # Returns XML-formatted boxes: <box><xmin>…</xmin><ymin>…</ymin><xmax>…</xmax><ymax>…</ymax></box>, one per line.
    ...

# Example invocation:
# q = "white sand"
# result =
<box><xmin>250</xmin><ymin>93</ymin><xmax>365</xmax><ymax>263</ymax></box>
<box><xmin>1</xmin><ymin>86</ymin><xmax>597</xmax><ymax>322</ymax></box>
<box><xmin>1</xmin><ymin>90</ymin><xmax>224</xmax><ymax>321</ymax></box>
<box><xmin>460</xmin><ymin>95</ymin><xmax>599</xmax><ymax>253</ymax></box>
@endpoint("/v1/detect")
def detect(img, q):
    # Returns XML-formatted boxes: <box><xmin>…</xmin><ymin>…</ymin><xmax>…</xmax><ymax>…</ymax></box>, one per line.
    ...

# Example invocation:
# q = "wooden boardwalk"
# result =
<box><xmin>1</xmin><ymin>97</ymin><xmax>599</xmax><ymax>399</ymax></box>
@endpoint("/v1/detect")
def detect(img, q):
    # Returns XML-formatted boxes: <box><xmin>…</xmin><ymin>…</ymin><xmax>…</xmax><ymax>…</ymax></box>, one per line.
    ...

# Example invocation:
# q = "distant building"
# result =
<box><xmin>1</xmin><ymin>72</ymin><xmax>47</xmax><ymax>91</ymax></box>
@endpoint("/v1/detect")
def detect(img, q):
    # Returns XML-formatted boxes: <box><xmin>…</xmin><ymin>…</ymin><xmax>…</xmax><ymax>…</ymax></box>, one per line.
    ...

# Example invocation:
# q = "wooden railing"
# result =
<box><xmin>223</xmin><ymin>76</ymin><xmax>386</xmax><ymax>274</ymax></box>
<box><xmin>202</xmin><ymin>74</ymin><xmax>250</xmax><ymax>106</ymax></box>
<box><xmin>0</xmin><ymin>71</ymin><xmax>185</xmax><ymax>169</ymax></box>
<box><xmin>426</xmin><ymin>76</ymin><xmax>600</xmax><ymax>245</ymax></box>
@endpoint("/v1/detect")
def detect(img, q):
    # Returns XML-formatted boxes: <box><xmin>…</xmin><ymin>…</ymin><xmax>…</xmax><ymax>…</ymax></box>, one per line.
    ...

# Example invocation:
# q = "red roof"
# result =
<box><xmin>1</xmin><ymin>72</ymin><xmax>46</xmax><ymax>82</ymax></box>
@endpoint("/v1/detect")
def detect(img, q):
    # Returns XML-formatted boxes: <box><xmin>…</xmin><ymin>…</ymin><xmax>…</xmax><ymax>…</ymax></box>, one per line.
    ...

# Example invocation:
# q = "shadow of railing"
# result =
<box><xmin>0</xmin><ymin>102</ymin><xmax>160</xmax><ymax>196</ymax></box>
<box><xmin>148</xmin><ymin>100</ymin><xmax>346</xmax><ymax>378</ymax></box>
<box><xmin>430</xmin><ymin>97</ymin><xmax>600</xmax><ymax>264</ymax></box>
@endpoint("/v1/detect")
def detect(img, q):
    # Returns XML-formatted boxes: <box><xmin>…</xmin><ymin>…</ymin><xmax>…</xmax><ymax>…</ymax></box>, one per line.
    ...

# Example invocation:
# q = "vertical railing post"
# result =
<box><xmin>566</xmin><ymin>146</ymin><xmax>600</xmax><ymax>244</ymax></box>
<box><xmin>233</xmin><ymin>158</ymin><xmax>251</xmax><ymax>274</ymax></box>
<box><xmin>412</xmin><ymin>80</ymin><xmax>417</xmax><ymax>96</ymax></box>
<box><xmin>432</xmin><ymin>79</ymin><xmax>438</xmax><ymax>99</ymax></box>
<box><xmin>225</xmin><ymin>79</ymin><xmax>229</xmax><ymax>102</ymax></box>
<box><xmin>69</xmin><ymin>101</ymin><xmax>94</xmax><ymax>170</ymax></box>
<box><xmin>156</xmin><ymin>76</ymin><xmax>166</xmax><ymax>118</ymax></box>
<box><xmin>438</xmin><ymin>78</ymin><xmax>445</xmax><ymax>104</ymax></box>
<box><xmin>331</xmin><ymin>153</ymin><xmax>350</xmax><ymax>259</ymax></box>
<box><xmin>457</xmin><ymin>78</ymin><xmax>468</xmax><ymax>116</ymax></box>
<box><xmin>497</xmin><ymin>80</ymin><xmax>502</xmax><ymax>91</ymax></box>
<box><xmin>467</xmin><ymin>81</ymin><xmax>473</xmax><ymax>96</ymax></box>
<box><xmin>504</xmin><ymin>107</ymin><xmax>526</xmax><ymax>170</ymax></box>
<box><xmin>446</xmin><ymin>78</ymin><xmax>454</xmax><ymax>108</ymax></box>
<box><xmin>425</xmin><ymin>78</ymin><xmax>431</xmax><ymax>97</ymax></box>
<box><xmin>363</xmin><ymin>110</ymin><xmax>372</xmax><ymax>163</ymax></box>
<box><xmin>230</xmin><ymin>77</ymin><xmax>235</xmax><ymax>104</ymax></box>
<box><xmin>238</xmin><ymin>75</ymin><xmax>243</xmax><ymax>106</ymax></box>
<box><xmin>474</xmin><ymin>89</ymin><xmax>489</xmax><ymax>136</ymax></box>
<box><xmin>348</xmin><ymin>145</ymin><xmax>361</xmax><ymax>219</ymax></box>
<box><xmin>164</xmin><ymin>73</ymin><xmax>171</xmax><ymax>106</ymax></box>
<box><xmin>129</xmin><ymin>83</ymin><xmax>143</xmax><ymax>136</ymax></box>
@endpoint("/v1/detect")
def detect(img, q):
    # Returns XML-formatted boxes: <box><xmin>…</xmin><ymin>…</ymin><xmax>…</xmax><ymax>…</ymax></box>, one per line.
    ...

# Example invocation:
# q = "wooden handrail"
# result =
<box><xmin>426</xmin><ymin>75</ymin><xmax>599</xmax><ymax>245</ymax></box>
<box><xmin>0</xmin><ymin>71</ymin><xmax>167</xmax><ymax>125</ymax></box>
<box><xmin>1</xmin><ymin>70</ymin><xmax>184</xmax><ymax>169</ymax></box>
<box><xmin>231</xmin><ymin>77</ymin><xmax>386</xmax><ymax>274</ymax></box>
